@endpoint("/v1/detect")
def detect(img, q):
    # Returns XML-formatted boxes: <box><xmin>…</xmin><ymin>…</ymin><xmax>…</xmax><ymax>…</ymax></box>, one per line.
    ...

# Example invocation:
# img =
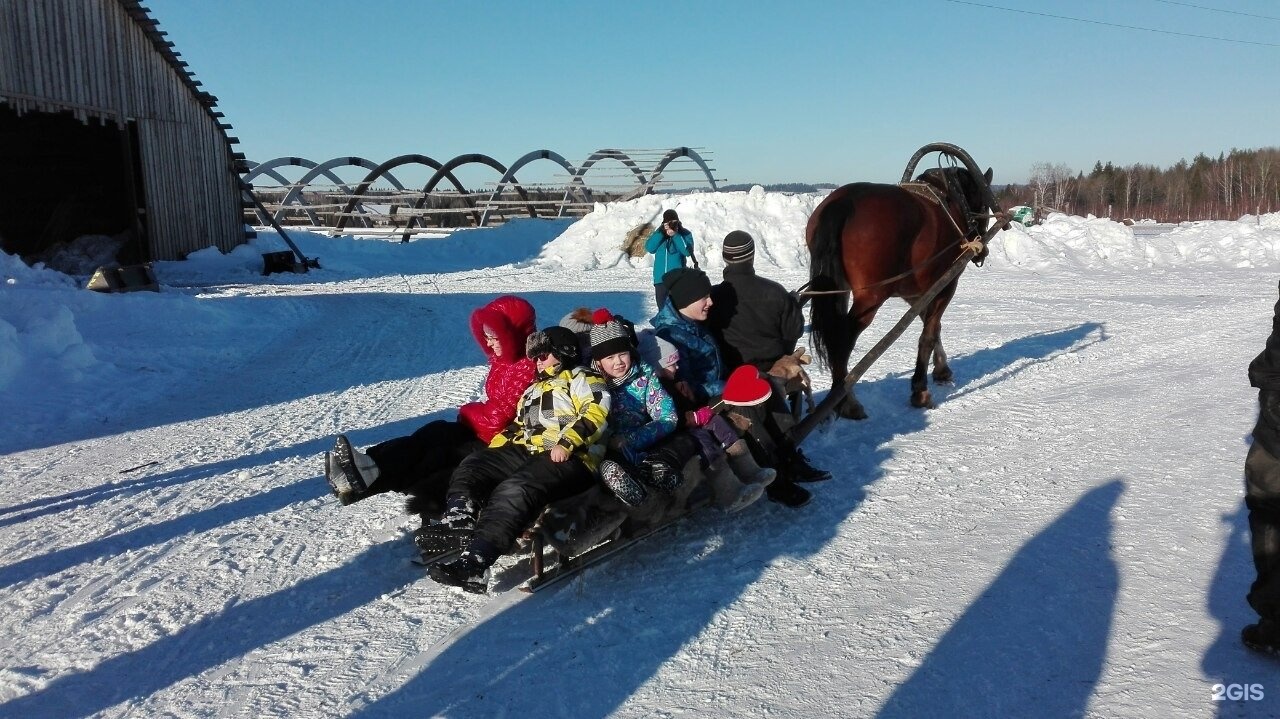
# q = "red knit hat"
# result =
<box><xmin>591</xmin><ymin>307</ymin><xmax>614</xmax><ymax>324</ymax></box>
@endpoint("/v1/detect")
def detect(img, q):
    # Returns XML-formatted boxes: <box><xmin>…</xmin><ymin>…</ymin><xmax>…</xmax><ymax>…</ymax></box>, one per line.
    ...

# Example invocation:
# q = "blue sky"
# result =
<box><xmin>146</xmin><ymin>0</ymin><xmax>1279</xmax><ymax>189</ymax></box>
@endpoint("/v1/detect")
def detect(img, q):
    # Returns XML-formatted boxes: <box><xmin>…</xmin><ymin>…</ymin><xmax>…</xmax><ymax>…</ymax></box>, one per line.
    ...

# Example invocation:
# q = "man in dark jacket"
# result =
<box><xmin>709</xmin><ymin>230</ymin><xmax>806</xmax><ymax>371</ymax></box>
<box><xmin>707</xmin><ymin>231</ymin><xmax>831</xmax><ymax>490</ymax></box>
<box><xmin>1244</xmin><ymin>282</ymin><xmax>1280</xmax><ymax>655</ymax></box>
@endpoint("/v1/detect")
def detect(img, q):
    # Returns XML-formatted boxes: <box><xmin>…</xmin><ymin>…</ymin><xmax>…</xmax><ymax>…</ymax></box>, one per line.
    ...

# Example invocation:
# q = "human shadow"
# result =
<box><xmin>346</xmin><ymin>324</ymin><xmax>1099</xmax><ymax>717</ymax></box>
<box><xmin>1202</xmin><ymin>453</ymin><xmax>1280</xmax><ymax>718</ymax></box>
<box><xmin>3</xmin><ymin>289</ymin><xmax>652</xmax><ymax>455</ymax></box>
<box><xmin>0</xmin><ymin>543</ymin><xmax>416</xmax><ymax>719</ymax></box>
<box><xmin>875</xmin><ymin>479</ymin><xmax>1124</xmax><ymax>718</ymax></box>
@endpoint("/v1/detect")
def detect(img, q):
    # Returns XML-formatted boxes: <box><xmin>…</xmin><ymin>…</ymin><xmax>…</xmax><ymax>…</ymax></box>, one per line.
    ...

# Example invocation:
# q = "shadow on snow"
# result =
<box><xmin>876</xmin><ymin>479</ymin><xmax>1124</xmax><ymax>718</ymax></box>
<box><xmin>2</xmin><ymin>290</ymin><xmax>651</xmax><ymax>455</ymax></box>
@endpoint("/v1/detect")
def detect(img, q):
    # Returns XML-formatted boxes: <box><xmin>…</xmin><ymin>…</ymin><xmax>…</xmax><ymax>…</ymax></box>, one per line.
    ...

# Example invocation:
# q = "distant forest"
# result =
<box><xmin>995</xmin><ymin>147</ymin><xmax>1280</xmax><ymax>222</ymax></box>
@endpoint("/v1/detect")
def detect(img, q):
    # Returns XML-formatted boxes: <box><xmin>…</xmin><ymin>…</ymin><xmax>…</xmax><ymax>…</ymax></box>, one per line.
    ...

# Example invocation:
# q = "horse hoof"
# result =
<box><xmin>911</xmin><ymin>392</ymin><xmax>934</xmax><ymax>409</ymax></box>
<box><xmin>836</xmin><ymin>400</ymin><xmax>869</xmax><ymax>420</ymax></box>
<box><xmin>932</xmin><ymin>372</ymin><xmax>954</xmax><ymax>385</ymax></box>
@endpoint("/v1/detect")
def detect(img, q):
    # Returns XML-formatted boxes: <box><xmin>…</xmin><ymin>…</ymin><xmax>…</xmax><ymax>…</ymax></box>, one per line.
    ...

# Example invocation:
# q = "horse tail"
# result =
<box><xmin>807</xmin><ymin>190</ymin><xmax>854</xmax><ymax>370</ymax></box>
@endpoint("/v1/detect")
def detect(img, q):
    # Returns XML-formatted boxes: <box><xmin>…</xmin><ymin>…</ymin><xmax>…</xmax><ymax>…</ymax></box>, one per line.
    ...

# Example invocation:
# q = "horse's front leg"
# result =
<box><xmin>911</xmin><ymin>296</ymin><xmax>953</xmax><ymax>408</ymax></box>
<box><xmin>910</xmin><ymin>326</ymin><xmax>936</xmax><ymax>409</ymax></box>
<box><xmin>932</xmin><ymin>331</ymin><xmax>953</xmax><ymax>384</ymax></box>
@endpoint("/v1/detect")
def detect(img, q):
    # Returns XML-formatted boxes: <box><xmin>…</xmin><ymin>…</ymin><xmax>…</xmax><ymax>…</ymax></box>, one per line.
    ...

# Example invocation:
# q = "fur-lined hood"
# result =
<box><xmin>470</xmin><ymin>295</ymin><xmax>536</xmax><ymax>364</ymax></box>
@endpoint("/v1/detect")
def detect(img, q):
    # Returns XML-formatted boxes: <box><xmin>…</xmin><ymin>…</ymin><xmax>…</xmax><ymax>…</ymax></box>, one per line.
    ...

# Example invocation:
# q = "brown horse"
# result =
<box><xmin>805</xmin><ymin>165</ymin><xmax>994</xmax><ymax>419</ymax></box>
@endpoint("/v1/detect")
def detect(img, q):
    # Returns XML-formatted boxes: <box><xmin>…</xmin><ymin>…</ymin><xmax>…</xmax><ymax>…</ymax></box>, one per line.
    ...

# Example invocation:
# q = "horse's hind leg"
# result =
<box><xmin>835</xmin><ymin>300</ymin><xmax>878</xmax><ymax>420</ymax></box>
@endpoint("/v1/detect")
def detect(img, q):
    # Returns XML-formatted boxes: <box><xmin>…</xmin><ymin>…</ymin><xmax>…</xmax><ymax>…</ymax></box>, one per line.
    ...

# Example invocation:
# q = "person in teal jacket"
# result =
<box><xmin>645</xmin><ymin>209</ymin><xmax>695</xmax><ymax>307</ymax></box>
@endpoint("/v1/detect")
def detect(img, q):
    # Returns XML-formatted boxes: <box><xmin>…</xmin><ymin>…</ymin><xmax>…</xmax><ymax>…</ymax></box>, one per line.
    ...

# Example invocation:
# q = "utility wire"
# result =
<box><xmin>941</xmin><ymin>0</ymin><xmax>1280</xmax><ymax>46</ymax></box>
<box><xmin>1151</xmin><ymin>0</ymin><xmax>1280</xmax><ymax>22</ymax></box>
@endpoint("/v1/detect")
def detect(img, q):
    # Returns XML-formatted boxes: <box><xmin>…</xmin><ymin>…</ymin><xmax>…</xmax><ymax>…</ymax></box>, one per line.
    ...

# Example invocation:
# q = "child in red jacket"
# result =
<box><xmin>326</xmin><ymin>295</ymin><xmax>537</xmax><ymax>520</ymax></box>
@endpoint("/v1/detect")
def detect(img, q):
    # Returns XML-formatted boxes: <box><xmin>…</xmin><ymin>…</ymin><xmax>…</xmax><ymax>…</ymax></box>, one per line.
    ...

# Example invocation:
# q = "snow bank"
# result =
<box><xmin>536</xmin><ymin>187</ymin><xmax>825</xmax><ymax>273</ymax></box>
<box><xmin>538</xmin><ymin>189</ymin><xmax>1280</xmax><ymax>274</ymax></box>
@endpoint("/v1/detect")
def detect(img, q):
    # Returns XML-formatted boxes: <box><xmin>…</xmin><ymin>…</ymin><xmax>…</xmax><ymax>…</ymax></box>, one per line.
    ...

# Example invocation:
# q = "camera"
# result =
<box><xmin>668</xmin><ymin>220</ymin><xmax>681</xmax><ymax>232</ymax></box>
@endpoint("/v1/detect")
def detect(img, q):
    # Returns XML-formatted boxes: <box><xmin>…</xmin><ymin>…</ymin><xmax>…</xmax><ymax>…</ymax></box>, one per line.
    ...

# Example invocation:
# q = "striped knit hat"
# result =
<box><xmin>589</xmin><ymin>319</ymin><xmax>633</xmax><ymax>360</ymax></box>
<box><xmin>722</xmin><ymin>230</ymin><xmax>755</xmax><ymax>264</ymax></box>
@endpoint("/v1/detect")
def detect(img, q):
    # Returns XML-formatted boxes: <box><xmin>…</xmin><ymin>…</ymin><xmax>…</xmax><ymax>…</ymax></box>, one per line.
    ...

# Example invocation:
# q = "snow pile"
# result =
<box><xmin>536</xmin><ymin>187</ymin><xmax>825</xmax><ymax>273</ymax></box>
<box><xmin>993</xmin><ymin>214</ymin><xmax>1280</xmax><ymax>271</ymax></box>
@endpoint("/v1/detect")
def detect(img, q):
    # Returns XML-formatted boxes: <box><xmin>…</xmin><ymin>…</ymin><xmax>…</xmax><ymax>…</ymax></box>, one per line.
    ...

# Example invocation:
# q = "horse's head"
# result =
<box><xmin>916</xmin><ymin>166</ymin><xmax>994</xmax><ymax>237</ymax></box>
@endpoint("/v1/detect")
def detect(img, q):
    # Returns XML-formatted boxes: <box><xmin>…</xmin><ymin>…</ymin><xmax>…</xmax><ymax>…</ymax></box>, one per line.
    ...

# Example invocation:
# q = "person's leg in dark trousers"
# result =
<box><xmin>1244</xmin><ymin>440</ymin><xmax>1280</xmax><ymax>653</ymax></box>
<box><xmin>430</xmin><ymin>452</ymin><xmax>596</xmax><ymax>592</ymax></box>
<box><xmin>655</xmin><ymin>283</ymin><xmax>668</xmax><ymax>309</ymax></box>
<box><xmin>444</xmin><ymin>444</ymin><xmax>533</xmax><ymax>517</ymax></box>
<box><xmin>366</xmin><ymin>419</ymin><xmax>478</xmax><ymax>494</ymax></box>
<box><xmin>469</xmin><ymin>454</ymin><xmax>597</xmax><ymax>557</ymax></box>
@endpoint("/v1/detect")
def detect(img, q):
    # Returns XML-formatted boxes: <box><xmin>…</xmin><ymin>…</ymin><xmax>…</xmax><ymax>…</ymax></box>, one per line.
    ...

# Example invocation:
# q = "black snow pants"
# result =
<box><xmin>1246</xmin><ymin>424</ymin><xmax>1280</xmax><ymax>623</ymax></box>
<box><xmin>447</xmin><ymin>443</ymin><xmax>596</xmax><ymax>553</ymax></box>
<box><xmin>366</xmin><ymin>419</ymin><xmax>483</xmax><ymax>498</ymax></box>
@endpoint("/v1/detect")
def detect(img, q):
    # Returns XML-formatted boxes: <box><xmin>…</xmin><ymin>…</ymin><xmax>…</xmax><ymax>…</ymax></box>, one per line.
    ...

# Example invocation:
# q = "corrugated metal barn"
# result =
<box><xmin>0</xmin><ymin>0</ymin><xmax>245</xmax><ymax>263</ymax></box>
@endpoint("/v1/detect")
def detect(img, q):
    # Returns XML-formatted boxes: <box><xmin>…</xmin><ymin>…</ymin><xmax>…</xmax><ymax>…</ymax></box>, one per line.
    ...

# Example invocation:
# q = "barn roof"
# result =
<box><xmin>118</xmin><ymin>0</ymin><xmax>246</xmax><ymax>170</ymax></box>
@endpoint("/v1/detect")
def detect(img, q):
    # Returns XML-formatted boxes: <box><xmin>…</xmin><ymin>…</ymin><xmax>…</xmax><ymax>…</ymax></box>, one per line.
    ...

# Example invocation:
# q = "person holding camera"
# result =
<box><xmin>645</xmin><ymin>209</ymin><xmax>696</xmax><ymax>308</ymax></box>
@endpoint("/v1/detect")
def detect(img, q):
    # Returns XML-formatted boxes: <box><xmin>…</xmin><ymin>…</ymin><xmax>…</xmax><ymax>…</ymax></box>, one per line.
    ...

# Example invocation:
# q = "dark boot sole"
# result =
<box><xmin>428</xmin><ymin>564</ymin><xmax>488</xmax><ymax>594</ymax></box>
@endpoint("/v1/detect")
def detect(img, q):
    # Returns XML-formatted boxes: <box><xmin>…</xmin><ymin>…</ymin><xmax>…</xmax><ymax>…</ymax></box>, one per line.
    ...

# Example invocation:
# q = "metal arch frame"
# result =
<box><xmin>242</xmin><ymin>156</ymin><xmax>409</xmax><ymax>227</ymax></box>
<box><xmin>650</xmin><ymin>147</ymin><xmax>718</xmax><ymax>192</ymax></box>
<box><xmin>241</xmin><ymin>161</ymin><xmax>296</xmax><ymax>224</ymax></box>
<box><xmin>562</xmin><ymin>149</ymin><xmax>650</xmax><ymax>214</ymax></box>
<box><xmin>334</xmin><ymin>154</ymin><xmax>472</xmax><ymax>232</ymax></box>
<box><xmin>401</xmin><ymin>153</ymin><xmax>524</xmax><ymax>240</ymax></box>
<box><xmin>281</xmin><ymin>157</ymin><xmax>407</xmax><ymax>228</ymax></box>
<box><xmin>479</xmin><ymin>149</ymin><xmax>578</xmax><ymax>227</ymax></box>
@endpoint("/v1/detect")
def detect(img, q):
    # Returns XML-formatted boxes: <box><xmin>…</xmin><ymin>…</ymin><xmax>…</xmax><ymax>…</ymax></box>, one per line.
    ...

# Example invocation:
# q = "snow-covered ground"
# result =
<box><xmin>2</xmin><ymin>191</ymin><xmax>1280</xmax><ymax>717</ymax></box>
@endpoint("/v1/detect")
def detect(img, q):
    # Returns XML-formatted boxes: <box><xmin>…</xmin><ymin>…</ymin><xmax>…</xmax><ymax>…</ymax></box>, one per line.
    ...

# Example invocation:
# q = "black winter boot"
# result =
<box><xmin>766</xmin><ymin>479</ymin><xmax>811</xmax><ymax>508</ymax></box>
<box><xmin>782</xmin><ymin>448</ymin><xmax>831</xmax><ymax>483</ymax></box>
<box><xmin>429</xmin><ymin>550</ymin><xmax>492</xmax><ymax>594</ymax></box>
<box><xmin>415</xmin><ymin>495</ymin><xmax>477</xmax><ymax>556</ymax></box>
<box><xmin>1243</xmin><ymin>619</ymin><xmax>1280</xmax><ymax>656</ymax></box>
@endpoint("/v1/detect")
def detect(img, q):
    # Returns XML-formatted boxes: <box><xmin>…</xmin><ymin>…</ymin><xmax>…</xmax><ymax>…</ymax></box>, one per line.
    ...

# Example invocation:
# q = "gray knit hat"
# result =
<box><xmin>589</xmin><ymin>319</ymin><xmax>633</xmax><ymax>360</ymax></box>
<box><xmin>722</xmin><ymin>230</ymin><xmax>755</xmax><ymax>264</ymax></box>
<box><xmin>637</xmin><ymin>330</ymin><xmax>679</xmax><ymax>371</ymax></box>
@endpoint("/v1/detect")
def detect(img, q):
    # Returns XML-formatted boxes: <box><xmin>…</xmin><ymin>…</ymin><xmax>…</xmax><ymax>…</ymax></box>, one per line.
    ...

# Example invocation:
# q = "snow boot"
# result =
<box><xmin>328</xmin><ymin>434</ymin><xmax>381</xmax><ymax>505</ymax></box>
<box><xmin>429</xmin><ymin>550</ymin><xmax>492</xmax><ymax>594</ymax></box>
<box><xmin>600</xmin><ymin>459</ymin><xmax>649</xmax><ymax>507</ymax></box>
<box><xmin>781</xmin><ymin>447</ymin><xmax>831</xmax><ymax>483</ymax></box>
<box><xmin>414</xmin><ymin>495</ymin><xmax>477</xmax><ymax>556</ymax></box>
<box><xmin>1242</xmin><ymin>619</ymin><xmax>1280</xmax><ymax>657</ymax></box>
<box><xmin>725</xmin><ymin>439</ymin><xmax>776</xmax><ymax>486</ymax></box>
<box><xmin>706</xmin><ymin>456</ymin><xmax>765</xmax><ymax>513</ymax></box>
<box><xmin>766</xmin><ymin>478</ymin><xmax>811</xmax><ymax>508</ymax></box>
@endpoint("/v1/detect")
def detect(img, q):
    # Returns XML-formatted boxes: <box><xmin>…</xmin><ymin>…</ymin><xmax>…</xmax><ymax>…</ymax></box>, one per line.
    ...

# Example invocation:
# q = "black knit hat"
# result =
<box><xmin>722</xmin><ymin>230</ymin><xmax>755</xmax><ymax>264</ymax></box>
<box><xmin>526</xmin><ymin>325</ymin><xmax>581</xmax><ymax>368</ymax></box>
<box><xmin>589</xmin><ymin>319</ymin><xmax>634</xmax><ymax>361</ymax></box>
<box><xmin>662</xmin><ymin>209</ymin><xmax>680</xmax><ymax>223</ymax></box>
<box><xmin>662</xmin><ymin>267</ymin><xmax>712</xmax><ymax>310</ymax></box>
